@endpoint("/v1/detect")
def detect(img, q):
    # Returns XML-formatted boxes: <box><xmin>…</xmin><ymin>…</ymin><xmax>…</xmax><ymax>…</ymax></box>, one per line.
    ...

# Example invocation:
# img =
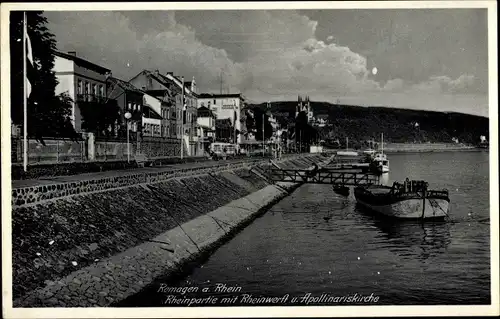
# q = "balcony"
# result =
<box><xmin>77</xmin><ymin>94</ymin><xmax>107</xmax><ymax>103</ymax></box>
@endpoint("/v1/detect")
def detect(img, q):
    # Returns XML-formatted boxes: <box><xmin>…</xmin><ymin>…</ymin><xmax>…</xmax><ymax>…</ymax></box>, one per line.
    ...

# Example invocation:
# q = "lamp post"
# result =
<box><xmin>262</xmin><ymin>112</ymin><xmax>265</xmax><ymax>157</ymax></box>
<box><xmin>124</xmin><ymin>111</ymin><xmax>132</xmax><ymax>163</ymax></box>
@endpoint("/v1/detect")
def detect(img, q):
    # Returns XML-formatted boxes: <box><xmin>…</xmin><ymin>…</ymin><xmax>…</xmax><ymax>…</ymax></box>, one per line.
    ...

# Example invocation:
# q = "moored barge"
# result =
<box><xmin>354</xmin><ymin>179</ymin><xmax>450</xmax><ymax>219</ymax></box>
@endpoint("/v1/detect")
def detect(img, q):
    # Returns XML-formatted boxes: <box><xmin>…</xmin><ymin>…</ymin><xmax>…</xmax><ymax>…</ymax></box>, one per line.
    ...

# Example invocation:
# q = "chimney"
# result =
<box><xmin>68</xmin><ymin>51</ymin><xmax>77</xmax><ymax>56</ymax></box>
<box><xmin>166</xmin><ymin>72</ymin><xmax>173</xmax><ymax>76</ymax></box>
<box><xmin>154</xmin><ymin>69</ymin><xmax>159</xmax><ymax>76</ymax></box>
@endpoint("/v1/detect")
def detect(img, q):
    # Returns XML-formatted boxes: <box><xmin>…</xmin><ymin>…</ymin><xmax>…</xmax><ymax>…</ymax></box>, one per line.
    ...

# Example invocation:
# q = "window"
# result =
<box><xmin>99</xmin><ymin>85</ymin><xmax>104</xmax><ymax>96</ymax></box>
<box><xmin>138</xmin><ymin>104</ymin><xmax>141</xmax><ymax>111</ymax></box>
<box><xmin>85</xmin><ymin>81</ymin><xmax>90</xmax><ymax>94</ymax></box>
<box><xmin>93</xmin><ymin>84</ymin><xmax>97</xmax><ymax>96</ymax></box>
<box><xmin>214</xmin><ymin>99</ymin><xmax>216</xmax><ymax>104</ymax></box>
<box><xmin>127</xmin><ymin>102</ymin><xmax>132</xmax><ymax>110</ymax></box>
<box><xmin>167</xmin><ymin>109</ymin><xmax>170</xmax><ymax>119</ymax></box>
<box><xmin>78</xmin><ymin>80</ymin><xmax>83</xmax><ymax>94</ymax></box>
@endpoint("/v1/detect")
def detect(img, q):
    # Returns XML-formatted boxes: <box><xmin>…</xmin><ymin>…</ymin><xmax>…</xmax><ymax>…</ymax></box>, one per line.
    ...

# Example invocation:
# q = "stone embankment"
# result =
<box><xmin>12</xmin><ymin>154</ymin><xmax>330</xmax><ymax>307</ymax></box>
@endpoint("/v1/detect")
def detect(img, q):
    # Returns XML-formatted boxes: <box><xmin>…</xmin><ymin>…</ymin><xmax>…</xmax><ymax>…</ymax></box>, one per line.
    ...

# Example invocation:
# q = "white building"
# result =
<box><xmin>142</xmin><ymin>93</ymin><xmax>162</xmax><ymax>137</ymax></box>
<box><xmin>197</xmin><ymin>93</ymin><xmax>245</xmax><ymax>144</ymax></box>
<box><xmin>52</xmin><ymin>50</ymin><xmax>110</xmax><ymax>132</ymax></box>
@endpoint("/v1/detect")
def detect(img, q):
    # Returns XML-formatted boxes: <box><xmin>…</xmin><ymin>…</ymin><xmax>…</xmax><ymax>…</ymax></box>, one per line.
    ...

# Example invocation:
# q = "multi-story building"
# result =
<box><xmin>158</xmin><ymin>72</ymin><xmax>198</xmax><ymax>141</ymax></box>
<box><xmin>197</xmin><ymin>93</ymin><xmax>245</xmax><ymax>144</ymax></box>
<box><xmin>129</xmin><ymin>70</ymin><xmax>200</xmax><ymax>155</ymax></box>
<box><xmin>52</xmin><ymin>50</ymin><xmax>110</xmax><ymax>132</ymax></box>
<box><xmin>196</xmin><ymin>106</ymin><xmax>216</xmax><ymax>150</ymax></box>
<box><xmin>106</xmin><ymin>76</ymin><xmax>145</xmax><ymax>137</ymax></box>
<box><xmin>141</xmin><ymin>93</ymin><xmax>163</xmax><ymax>137</ymax></box>
<box><xmin>129</xmin><ymin>70</ymin><xmax>177</xmax><ymax>138</ymax></box>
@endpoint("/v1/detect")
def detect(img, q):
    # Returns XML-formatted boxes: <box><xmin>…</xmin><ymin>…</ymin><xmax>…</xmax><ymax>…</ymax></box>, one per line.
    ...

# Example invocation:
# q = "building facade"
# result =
<box><xmin>142</xmin><ymin>93</ymin><xmax>163</xmax><ymax>137</ymax></box>
<box><xmin>52</xmin><ymin>51</ymin><xmax>110</xmax><ymax>132</ymax></box>
<box><xmin>197</xmin><ymin>106</ymin><xmax>216</xmax><ymax>151</ymax></box>
<box><xmin>197</xmin><ymin>93</ymin><xmax>245</xmax><ymax>144</ymax></box>
<box><xmin>128</xmin><ymin>70</ymin><xmax>177</xmax><ymax>138</ymax></box>
<box><xmin>159</xmin><ymin>72</ymin><xmax>198</xmax><ymax>142</ymax></box>
<box><xmin>106</xmin><ymin>76</ymin><xmax>145</xmax><ymax>137</ymax></box>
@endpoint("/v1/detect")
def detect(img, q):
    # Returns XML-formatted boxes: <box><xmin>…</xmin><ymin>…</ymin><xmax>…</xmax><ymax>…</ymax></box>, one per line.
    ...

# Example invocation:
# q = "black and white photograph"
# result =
<box><xmin>1</xmin><ymin>1</ymin><xmax>498</xmax><ymax>318</ymax></box>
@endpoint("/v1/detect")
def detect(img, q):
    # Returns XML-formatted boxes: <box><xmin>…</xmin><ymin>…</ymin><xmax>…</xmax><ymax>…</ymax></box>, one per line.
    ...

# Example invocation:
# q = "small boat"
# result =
<box><xmin>354</xmin><ymin>179</ymin><xmax>450</xmax><ymax>219</ymax></box>
<box><xmin>370</xmin><ymin>133</ymin><xmax>389</xmax><ymax>173</ymax></box>
<box><xmin>370</xmin><ymin>152</ymin><xmax>389</xmax><ymax>173</ymax></box>
<box><xmin>333</xmin><ymin>185</ymin><xmax>350</xmax><ymax>196</ymax></box>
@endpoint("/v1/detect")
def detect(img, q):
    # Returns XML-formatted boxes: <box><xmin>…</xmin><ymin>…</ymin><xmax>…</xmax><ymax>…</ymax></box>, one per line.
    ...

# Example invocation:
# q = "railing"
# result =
<box><xmin>268</xmin><ymin>168</ymin><xmax>380</xmax><ymax>186</ymax></box>
<box><xmin>11</xmin><ymin>137</ymin><xmax>86</xmax><ymax>164</ymax></box>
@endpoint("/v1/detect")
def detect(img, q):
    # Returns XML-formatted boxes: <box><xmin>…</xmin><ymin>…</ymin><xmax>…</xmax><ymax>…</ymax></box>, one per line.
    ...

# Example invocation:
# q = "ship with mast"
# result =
<box><xmin>370</xmin><ymin>133</ymin><xmax>389</xmax><ymax>174</ymax></box>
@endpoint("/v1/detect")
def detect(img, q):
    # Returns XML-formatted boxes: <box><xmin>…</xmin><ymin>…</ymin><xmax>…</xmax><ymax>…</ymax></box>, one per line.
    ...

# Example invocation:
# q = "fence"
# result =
<box><xmin>11</xmin><ymin>137</ymin><xmax>86</xmax><ymax>164</ymax></box>
<box><xmin>11</xmin><ymin>134</ymin><xmax>205</xmax><ymax>165</ymax></box>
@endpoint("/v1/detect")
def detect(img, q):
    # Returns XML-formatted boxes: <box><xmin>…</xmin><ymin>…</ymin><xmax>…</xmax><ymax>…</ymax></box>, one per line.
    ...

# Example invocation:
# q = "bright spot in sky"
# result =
<box><xmin>127</xmin><ymin>63</ymin><xmax>130</xmax><ymax>67</ymax></box>
<box><xmin>372</xmin><ymin>67</ymin><xmax>378</xmax><ymax>75</ymax></box>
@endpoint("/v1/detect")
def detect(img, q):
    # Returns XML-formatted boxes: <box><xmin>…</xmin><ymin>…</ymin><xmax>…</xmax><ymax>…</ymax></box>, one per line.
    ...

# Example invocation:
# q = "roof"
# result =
<box><xmin>197</xmin><ymin>106</ymin><xmax>216</xmax><ymax>118</ymax></box>
<box><xmin>53</xmin><ymin>50</ymin><xmax>110</xmax><ymax>74</ymax></box>
<box><xmin>143</xmin><ymin>104</ymin><xmax>162</xmax><ymax>119</ymax></box>
<box><xmin>107</xmin><ymin>77</ymin><xmax>143</xmax><ymax>94</ymax></box>
<box><xmin>160</xmin><ymin>73</ymin><xmax>197</xmax><ymax>96</ymax></box>
<box><xmin>198</xmin><ymin>93</ymin><xmax>245</xmax><ymax>100</ymax></box>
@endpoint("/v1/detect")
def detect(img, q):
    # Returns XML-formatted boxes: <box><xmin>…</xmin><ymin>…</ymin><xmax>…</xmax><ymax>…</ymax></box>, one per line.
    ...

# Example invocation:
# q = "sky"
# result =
<box><xmin>44</xmin><ymin>8</ymin><xmax>490</xmax><ymax>117</ymax></box>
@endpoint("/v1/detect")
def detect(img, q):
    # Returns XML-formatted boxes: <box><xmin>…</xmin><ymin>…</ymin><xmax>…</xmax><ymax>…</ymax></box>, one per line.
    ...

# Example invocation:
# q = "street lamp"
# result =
<box><xmin>124</xmin><ymin>111</ymin><xmax>132</xmax><ymax>163</ymax></box>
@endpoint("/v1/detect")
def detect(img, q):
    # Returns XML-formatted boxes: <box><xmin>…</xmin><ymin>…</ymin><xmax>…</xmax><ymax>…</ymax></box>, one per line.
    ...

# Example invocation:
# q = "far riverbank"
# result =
<box><xmin>382</xmin><ymin>143</ymin><xmax>480</xmax><ymax>153</ymax></box>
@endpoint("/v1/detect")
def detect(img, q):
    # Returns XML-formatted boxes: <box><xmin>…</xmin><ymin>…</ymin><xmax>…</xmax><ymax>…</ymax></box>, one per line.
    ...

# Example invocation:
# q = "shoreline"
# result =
<box><xmin>383</xmin><ymin>147</ymin><xmax>481</xmax><ymax>154</ymax></box>
<box><xmin>328</xmin><ymin>144</ymin><xmax>483</xmax><ymax>154</ymax></box>
<box><xmin>13</xmin><ymin>154</ymin><xmax>327</xmax><ymax>307</ymax></box>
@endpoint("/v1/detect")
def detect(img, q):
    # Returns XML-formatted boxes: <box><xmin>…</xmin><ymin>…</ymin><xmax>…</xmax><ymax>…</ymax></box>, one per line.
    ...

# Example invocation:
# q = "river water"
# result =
<box><xmin>122</xmin><ymin>150</ymin><xmax>491</xmax><ymax>306</ymax></box>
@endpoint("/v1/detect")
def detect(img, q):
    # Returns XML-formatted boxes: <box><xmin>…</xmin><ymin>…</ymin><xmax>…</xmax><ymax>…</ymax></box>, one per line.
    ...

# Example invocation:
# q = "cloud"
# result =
<box><xmin>44</xmin><ymin>10</ymin><xmax>487</xmax><ymax>116</ymax></box>
<box><xmin>407</xmin><ymin>74</ymin><xmax>477</xmax><ymax>94</ymax></box>
<box><xmin>46</xmin><ymin>11</ymin><xmax>245</xmax><ymax>93</ymax></box>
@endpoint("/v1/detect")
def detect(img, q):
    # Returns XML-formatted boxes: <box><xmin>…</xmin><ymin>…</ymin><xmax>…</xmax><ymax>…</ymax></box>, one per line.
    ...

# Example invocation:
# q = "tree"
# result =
<box><xmin>79</xmin><ymin>99</ymin><xmax>121</xmax><ymax>138</ymax></box>
<box><xmin>10</xmin><ymin>11</ymin><xmax>77</xmax><ymax>143</ymax></box>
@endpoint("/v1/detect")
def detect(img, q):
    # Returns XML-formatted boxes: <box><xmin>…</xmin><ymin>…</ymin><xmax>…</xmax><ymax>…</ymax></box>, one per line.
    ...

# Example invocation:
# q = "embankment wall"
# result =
<box><xmin>12</xmin><ymin>154</ymin><xmax>329</xmax><ymax>307</ymax></box>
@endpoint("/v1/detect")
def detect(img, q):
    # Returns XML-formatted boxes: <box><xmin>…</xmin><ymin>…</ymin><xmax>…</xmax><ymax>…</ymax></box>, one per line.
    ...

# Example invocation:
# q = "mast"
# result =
<box><xmin>381</xmin><ymin>133</ymin><xmax>384</xmax><ymax>155</ymax></box>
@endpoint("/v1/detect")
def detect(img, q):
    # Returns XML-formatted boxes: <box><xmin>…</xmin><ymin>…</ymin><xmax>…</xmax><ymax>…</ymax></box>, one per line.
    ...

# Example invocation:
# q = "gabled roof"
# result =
<box><xmin>198</xmin><ymin>93</ymin><xmax>245</xmax><ymax>100</ymax></box>
<box><xmin>53</xmin><ymin>50</ymin><xmax>110</xmax><ymax>74</ymax></box>
<box><xmin>197</xmin><ymin>106</ymin><xmax>216</xmax><ymax>118</ymax></box>
<box><xmin>107</xmin><ymin>77</ymin><xmax>144</xmax><ymax>94</ymax></box>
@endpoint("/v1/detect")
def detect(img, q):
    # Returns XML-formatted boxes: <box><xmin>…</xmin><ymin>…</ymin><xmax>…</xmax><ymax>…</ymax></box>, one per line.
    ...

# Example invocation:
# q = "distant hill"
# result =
<box><xmin>248</xmin><ymin>101</ymin><xmax>489</xmax><ymax>146</ymax></box>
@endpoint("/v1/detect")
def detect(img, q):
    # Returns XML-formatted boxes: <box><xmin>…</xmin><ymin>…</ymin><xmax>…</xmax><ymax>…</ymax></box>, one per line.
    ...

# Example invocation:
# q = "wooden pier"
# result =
<box><xmin>269</xmin><ymin>167</ymin><xmax>380</xmax><ymax>186</ymax></box>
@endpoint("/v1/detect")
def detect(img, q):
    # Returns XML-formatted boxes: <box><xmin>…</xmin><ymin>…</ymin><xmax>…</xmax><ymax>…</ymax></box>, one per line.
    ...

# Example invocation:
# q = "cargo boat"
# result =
<box><xmin>354</xmin><ymin>179</ymin><xmax>450</xmax><ymax>219</ymax></box>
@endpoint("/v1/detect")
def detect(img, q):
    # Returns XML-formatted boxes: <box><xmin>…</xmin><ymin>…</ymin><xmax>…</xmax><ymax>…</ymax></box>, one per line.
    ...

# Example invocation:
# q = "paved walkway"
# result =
<box><xmin>11</xmin><ymin>158</ymin><xmax>262</xmax><ymax>189</ymax></box>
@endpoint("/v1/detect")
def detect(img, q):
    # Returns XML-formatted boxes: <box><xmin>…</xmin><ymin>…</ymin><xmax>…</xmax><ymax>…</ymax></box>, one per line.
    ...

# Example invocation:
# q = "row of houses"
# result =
<box><xmin>52</xmin><ymin>50</ymin><xmax>247</xmax><ymax>154</ymax></box>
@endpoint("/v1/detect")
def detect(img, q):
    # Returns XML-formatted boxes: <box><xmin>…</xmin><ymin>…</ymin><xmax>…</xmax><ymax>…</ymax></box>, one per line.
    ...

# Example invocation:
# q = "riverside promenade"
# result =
<box><xmin>11</xmin><ymin>152</ymin><xmax>329</xmax><ymax>307</ymax></box>
<box><xmin>12</xmin><ymin>157</ymin><xmax>267</xmax><ymax>189</ymax></box>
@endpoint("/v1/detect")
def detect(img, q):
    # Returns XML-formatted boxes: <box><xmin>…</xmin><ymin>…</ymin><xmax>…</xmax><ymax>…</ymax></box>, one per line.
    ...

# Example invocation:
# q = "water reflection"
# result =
<box><xmin>356</xmin><ymin>205</ymin><xmax>452</xmax><ymax>261</ymax></box>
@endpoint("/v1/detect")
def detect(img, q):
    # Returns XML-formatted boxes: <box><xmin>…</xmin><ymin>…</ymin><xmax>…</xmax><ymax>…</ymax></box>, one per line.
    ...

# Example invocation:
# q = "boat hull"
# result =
<box><xmin>355</xmin><ymin>197</ymin><xmax>449</xmax><ymax>219</ymax></box>
<box><xmin>354</xmin><ymin>185</ymin><xmax>449</xmax><ymax>219</ymax></box>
